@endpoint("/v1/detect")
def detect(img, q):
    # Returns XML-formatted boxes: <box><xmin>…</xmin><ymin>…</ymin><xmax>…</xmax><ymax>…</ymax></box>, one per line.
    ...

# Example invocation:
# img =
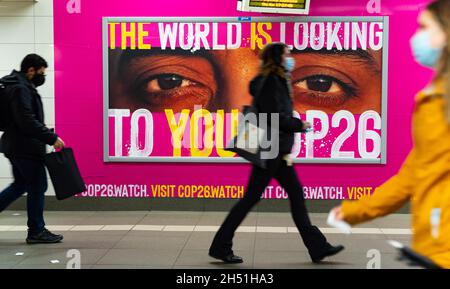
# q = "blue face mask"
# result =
<box><xmin>411</xmin><ymin>31</ymin><xmax>443</xmax><ymax>68</ymax></box>
<box><xmin>284</xmin><ymin>57</ymin><xmax>296</xmax><ymax>72</ymax></box>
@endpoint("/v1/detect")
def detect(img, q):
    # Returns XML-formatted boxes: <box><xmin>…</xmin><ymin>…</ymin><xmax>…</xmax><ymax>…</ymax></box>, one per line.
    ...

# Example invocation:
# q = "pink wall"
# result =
<box><xmin>54</xmin><ymin>0</ymin><xmax>435</xmax><ymax>200</ymax></box>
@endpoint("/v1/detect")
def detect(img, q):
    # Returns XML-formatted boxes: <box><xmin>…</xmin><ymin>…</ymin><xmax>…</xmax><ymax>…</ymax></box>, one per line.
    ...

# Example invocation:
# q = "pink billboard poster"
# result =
<box><xmin>54</xmin><ymin>0</ymin><xmax>435</xmax><ymax>200</ymax></box>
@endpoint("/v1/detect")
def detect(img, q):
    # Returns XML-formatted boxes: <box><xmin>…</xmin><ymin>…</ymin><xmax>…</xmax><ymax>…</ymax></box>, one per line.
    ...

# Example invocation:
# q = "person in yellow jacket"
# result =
<box><xmin>331</xmin><ymin>0</ymin><xmax>450</xmax><ymax>269</ymax></box>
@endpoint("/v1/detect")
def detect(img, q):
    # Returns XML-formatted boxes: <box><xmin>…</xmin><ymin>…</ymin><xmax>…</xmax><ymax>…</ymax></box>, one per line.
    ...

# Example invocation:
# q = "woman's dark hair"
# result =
<box><xmin>259</xmin><ymin>42</ymin><xmax>288</xmax><ymax>78</ymax></box>
<box><xmin>20</xmin><ymin>54</ymin><xmax>48</xmax><ymax>73</ymax></box>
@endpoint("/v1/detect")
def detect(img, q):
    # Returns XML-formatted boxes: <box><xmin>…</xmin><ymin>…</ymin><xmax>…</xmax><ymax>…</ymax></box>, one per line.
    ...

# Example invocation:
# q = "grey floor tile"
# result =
<box><xmin>96</xmin><ymin>249</ymin><xmax>181</xmax><ymax>266</ymax></box>
<box><xmin>255</xmin><ymin>238</ymin><xmax>308</xmax><ymax>252</ymax></box>
<box><xmin>63</xmin><ymin>231</ymin><xmax>127</xmax><ymax>237</ymax></box>
<box><xmin>125</xmin><ymin>231</ymin><xmax>192</xmax><ymax>238</ymax></box>
<box><xmin>184</xmin><ymin>232</ymin><xmax>215</xmax><ymax>251</ymax></box>
<box><xmin>32</xmin><ymin>236</ymin><xmax>121</xmax><ymax>250</ymax></box>
<box><xmin>0</xmin><ymin>210</ymin><xmax>25</xmax><ymax>215</ymax></box>
<box><xmin>196</xmin><ymin>217</ymin><xmax>227</xmax><ymax>226</ymax></box>
<box><xmin>279</xmin><ymin>262</ymin><xmax>365</xmax><ymax>269</ymax></box>
<box><xmin>257</xmin><ymin>219</ymin><xmax>296</xmax><ymax>227</ymax></box>
<box><xmin>185</xmin><ymin>232</ymin><xmax>254</xmax><ymax>251</ymax></box>
<box><xmin>113</xmin><ymin>235</ymin><xmax>187</xmax><ymax>250</ymax></box>
<box><xmin>0</xmin><ymin>232</ymin><xmax>27</xmax><ymax>240</ymax></box>
<box><xmin>372</xmin><ymin>253</ymin><xmax>412</xmax><ymax>267</ymax></box>
<box><xmin>12</xmin><ymin>264</ymin><xmax>67</xmax><ymax>269</ymax></box>
<box><xmin>137</xmin><ymin>214</ymin><xmax>202</xmax><ymax>226</ymax></box>
<box><xmin>76</xmin><ymin>217</ymin><xmax>142</xmax><ymax>226</ymax></box>
<box><xmin>0</xmin><ymin>249</ymin><xmax>30</xmax><ymax>266</ymax></box>
<box><xmin>307</xmin><ymin>214</ymin><xmax>380</xmax><ymax>228</ymax></box>
<box><xmin>252</xmin><ymin>261</ymin><xmax>356</xmax><ymax>269</ymax></box>
<box><xmin>174</xmin><ymin>249</ymin><xmax>254</xmax><ymax>268</ymax></box>
<box><xmin>90</xmin><ymin>264</ymin><xmax>172</xmax><ymax>269</ymax></box>
<box><xmin>325</xmin><ymin>252</ymin><xmax>413</xmax><ymax>269</ymax></box>
<box><xmin>12</xmin><ymin>263</ymin><xmax>95</xmax><ymax>269</ymax></box>
<box><xmin>238</xmin><ymin>217</ymin><xmax>258</xmax><ymax>226</ymax></box>
<box><xmin>256</xmin><ymin>213</ymin><xmax>295</xmax><ymax>227</ymax></box>
<box><xmin>44</xmin><ymin>211</ymin><xmax>96</xmax><ymax>215</ymax></box>
<box><xmin>0</xmin><ymin>212</ymin><xmax>418</xmax><ymax>269</ymax></box>
<box><xmin>198</xmin><ymin>212</ymin><xmax>258</xmax><ymax>226</ymax></box>
<box><xmin>321</xmin><ymin>238</ymin><xmax>397</xmax><ymax>253</ymax></box>
<box><xmin>0</xmin><ymin>245</ymin><xmax>44</xmax><ymax>254</ymax></box>
<box><xmin>325</xmin><ymin>251</ymin><xmax>403</xmax><ymax>268</ymax></box>
<box><xmin>43</xmin><ymin>211</ymin><xmax>97</xmax><ymax>225</ymax></box>
<box><xmin>253</xmin><ymin>251</ymin><xmax>312</xmax><ymax>269</ymax></box>
<box><xmin>324</xmin><ymin>233</ymin><xmax>386</xmax><ymax>241</ymax></box>
<box><xmin>233</xmin><ymin>232</ymin><xmax>257</xmax><ymax>239</ymax></box>
<box><xmin>376</xmin><ymin>214</ymin><xmax>411</xmax><ymax>221</ymax></box>
<box><xmin>148</xmin><ymin>211</ymin><xmax>204</xmax><ymax>216</ymax></box>
<box><xmin>41</xmin><ymin>219</ymin><xmax>86</xmax><ymax>226</ymax></box>
<box><xmin>0</xmin><ymin>241</ymin><xmax>28</xmax><ymax>251</ymax></box>
<box><xmin>383</xmin><ymin>235</ymin><xmax>412</xmax><ymax>244</ymax></box>
<box><xmin>91</xmin><ymin>211</ymin><xmax>150</xmax><ymax>217</ymax></box>
<box><xmin>198</xmin><ymin>212</ymin><xmax>227</xmax><ymax>218</ymax></box>
<box><xmin>257</xmin><ymin>212</ymin><xmax>297</xmax><ymax>218</ymax></box>
<box><xmin>16</xmin><ymin>248</ymin><xmax>108</xmax><ymax>266</ymax></box>
<box><xmin>257</xmin><ymin>232</ymin><xmax>302</xmax><ymax>239</ymax></box>
<box><xmin>373</xmin><ymin>220</ymin><xmax>411</xmax><ymax>228</ymax></box>
<box><xmin>0</xmin><ymin>217</ymin><xmax>27</xmax><ymax>226</ymax></box>
<box><xmin>326</xmin><ymin>237</ymin><xmax>389</xmax><ymax>253</ymax></box>
<box><xmin>71</xmin><ymin>211</ymin><xmax>148</xmax><ymax>226</ymax></box>
<box><xmin>173</xmin><ymin>264</ymin><xmax>254</xmax><ymax>269</ymax></box>
<box><xmin>312</xmin><ymin>220</ymin><xmax>380</xmax><ymax>229</ymax></box>
<box><xmin>69</xmin><ymin>231</ymin><xmax>130</xmax><ymax>237</ymax></box>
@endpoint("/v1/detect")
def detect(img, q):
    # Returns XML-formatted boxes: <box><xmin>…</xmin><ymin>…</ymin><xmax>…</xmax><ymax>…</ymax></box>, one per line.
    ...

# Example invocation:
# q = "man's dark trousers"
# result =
<box><xmin>0</xmin><ymin>157</ymin><xmax>47</xmax><ymax>235</ymax></box>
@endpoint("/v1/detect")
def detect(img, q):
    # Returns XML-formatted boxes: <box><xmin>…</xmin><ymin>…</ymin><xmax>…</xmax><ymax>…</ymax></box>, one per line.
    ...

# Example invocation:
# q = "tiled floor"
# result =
<box><xmin>0</xmin><ymin>211</ymin><xmax>416</xmax><ymax>269</ymax></box>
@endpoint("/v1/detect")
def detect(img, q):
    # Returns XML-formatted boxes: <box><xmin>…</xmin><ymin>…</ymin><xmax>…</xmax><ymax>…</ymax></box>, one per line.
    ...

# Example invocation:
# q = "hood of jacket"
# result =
<box><xmin>1</xmin><ymin>70</ymin><xmax>33</xmax><ymax>90</ymax></box>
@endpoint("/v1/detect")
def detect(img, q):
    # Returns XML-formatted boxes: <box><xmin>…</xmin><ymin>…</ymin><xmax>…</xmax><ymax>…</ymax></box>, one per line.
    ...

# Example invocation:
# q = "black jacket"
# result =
<box><xmin>250</xmin><ymin>72</ymin><xmax>304</xmax><ymax>155</ymax></box>
<box><xmin>0</xmin><ymin>70</ymin><xmax>57</xmax><ymax>160</ymax></box>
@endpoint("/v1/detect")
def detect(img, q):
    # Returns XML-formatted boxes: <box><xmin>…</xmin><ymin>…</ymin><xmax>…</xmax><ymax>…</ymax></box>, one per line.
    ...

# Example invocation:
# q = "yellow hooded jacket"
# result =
<box><xmin>342</xmin><ymin>78</ymin><xmax>450</xmax><ymax>268</ymax></box>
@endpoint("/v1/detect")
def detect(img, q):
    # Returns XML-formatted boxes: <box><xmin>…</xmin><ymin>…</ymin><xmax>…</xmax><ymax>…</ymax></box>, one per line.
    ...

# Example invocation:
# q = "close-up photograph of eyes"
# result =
<box><xmin>109</xmin><ymin>47</ymin><xmax>382</xmax><ymax>115</ymax></box>
<box><xmin>110</xmin><ymin>49</ymin><xmax>218</xmax><ymax>112</ymax></box>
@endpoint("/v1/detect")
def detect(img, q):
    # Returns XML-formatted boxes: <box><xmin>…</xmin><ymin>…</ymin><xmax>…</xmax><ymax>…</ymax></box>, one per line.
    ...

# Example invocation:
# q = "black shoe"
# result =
<box><xmin>209</xmin><ymin>251</ymin><xmax>244</xmax><ymax>264</ymax></box>
<box><xmin>311</xmin><ymin>245</ymin><xmax>345</xmax><ymax>263</ymax></box>
<box><xmin>26</xmin><ymin>228</ymin><xmax>64</xmax><ymax>244</ymax></box>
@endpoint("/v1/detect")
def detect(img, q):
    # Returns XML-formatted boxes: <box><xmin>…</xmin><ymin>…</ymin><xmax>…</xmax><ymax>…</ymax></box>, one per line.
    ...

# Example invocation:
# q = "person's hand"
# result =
<box><xmin>331</xmin><ymin>206</ymin><xmax>344</xmax><ymax>221</ymax></box>
<box><xmin>53</xmin><ymin>137</ymin><xmax>65</xmax><ymax>149</ymax></box>
<box><xmin>302</xmin><ymin>122</ymin><xmax>312</xmax><ymax>131</ymax></box>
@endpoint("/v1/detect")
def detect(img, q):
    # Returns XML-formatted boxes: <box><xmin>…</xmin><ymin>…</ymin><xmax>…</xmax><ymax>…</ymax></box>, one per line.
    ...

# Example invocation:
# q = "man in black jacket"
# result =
<box><xmin>0</xmin><ymin>54</ymin><xmax>65</xmax><ymax>244</ymax></box>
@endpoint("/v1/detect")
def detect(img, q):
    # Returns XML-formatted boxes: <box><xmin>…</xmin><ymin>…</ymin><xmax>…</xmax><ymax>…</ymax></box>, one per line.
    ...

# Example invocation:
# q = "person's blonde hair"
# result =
<box><xmin>427</xmin><ymin>0</ymin><xmax>450</xmax><ymax>122</ymax></box>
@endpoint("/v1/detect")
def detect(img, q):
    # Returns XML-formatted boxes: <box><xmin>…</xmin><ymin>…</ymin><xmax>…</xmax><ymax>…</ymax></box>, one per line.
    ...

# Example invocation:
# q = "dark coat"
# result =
<box><xmin>0</xmin><ymin>70</ymin><xmax>57</xmax><ymax>160</ymax></box>
<box><xmin>250</xmin><ymin>72</ymin><xmax>305</xmax><ymax>155</ymax></box>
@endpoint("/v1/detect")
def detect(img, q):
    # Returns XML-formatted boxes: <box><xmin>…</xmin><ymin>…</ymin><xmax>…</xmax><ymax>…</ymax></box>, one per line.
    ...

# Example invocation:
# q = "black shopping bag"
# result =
<box><xmin>44</xmin><ymin>148</ymin><xmax>86</xmax><ymax>200</ymax></box>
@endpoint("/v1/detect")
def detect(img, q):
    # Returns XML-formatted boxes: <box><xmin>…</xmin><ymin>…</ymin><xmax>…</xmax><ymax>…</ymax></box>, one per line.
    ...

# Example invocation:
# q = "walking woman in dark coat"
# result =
<box><xmin>209</xmin><ymin>43</ymin><xmax>344</xmax><ymax>264</ymax></box>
